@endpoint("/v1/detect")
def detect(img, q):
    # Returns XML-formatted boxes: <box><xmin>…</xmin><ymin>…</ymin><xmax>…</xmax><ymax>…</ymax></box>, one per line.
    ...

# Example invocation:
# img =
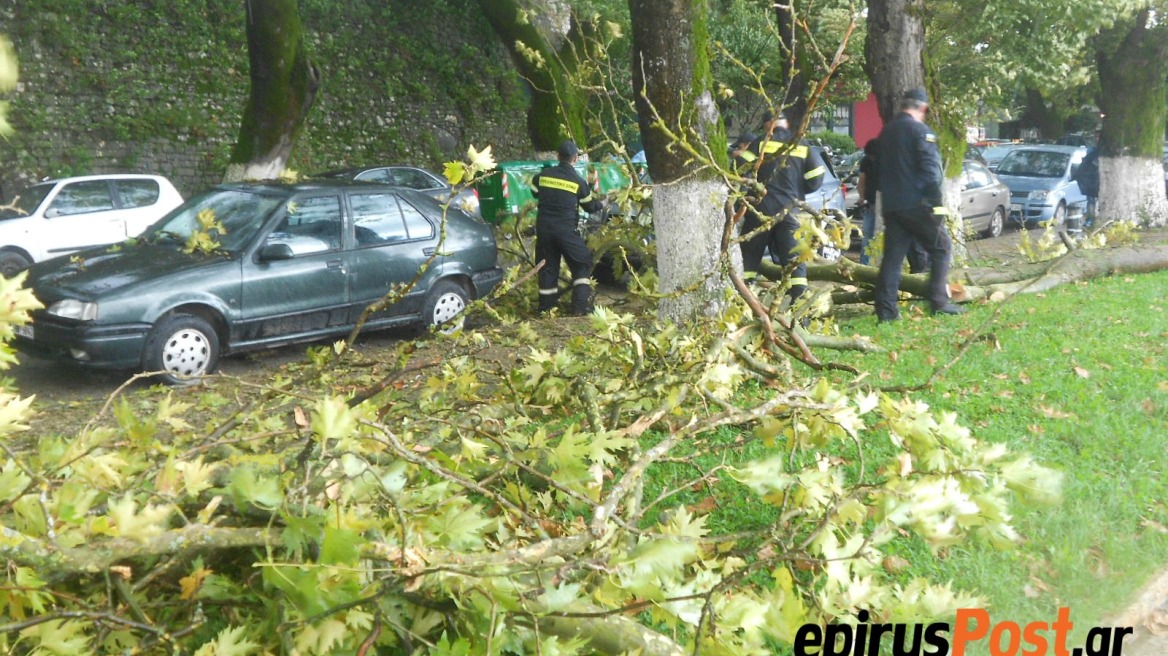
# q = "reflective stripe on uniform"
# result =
<box><xmin>539</xmin><ymin>288</ymin><xmax>559</xmax><ymax>295</ymax></box>
<box><xmin>925</xmin><ymin>134</ymin><xmax>937</xmax><ymax>143</ymax></box>
<box><xmin>743</xmin><ymin>271</ymin><xmax>757</xmax><ymax>280</ymax></box>
<box><xmin>804</xmin><ymin>166</ymin><xmax>825</xmax><ymax>180</ymax></box>
<box><xmin>932</xmin><ymin>206</ymin><xmax>950</xmax><ymax>216</ymax></box>
<box><xmin>539</xmin><ymin>177</ymin><xmax>581</xmax><ymax>193</ymax></box>
<box><xmin>761</xmin><ymin>142</ymin><xmax>809</xmax><ymax>159</ymax></box>
<box><xmin>579</xmin><ymin>193</ymin><xmax>595</xmax><ymax>203</ymax></box>
<box><xmin>740</xmin><ymin>151</ymin><xmax>757</xmax><ymax>162</ymax></box>
<box><xmin>789</xmin><ymin>277</ymin><xmax>808</xmax><ymax>286</ymax></box>
<box><xmin>572</xmin><ymin>278</ymin><xmax>592</xmax><ymax>287</ymax></box>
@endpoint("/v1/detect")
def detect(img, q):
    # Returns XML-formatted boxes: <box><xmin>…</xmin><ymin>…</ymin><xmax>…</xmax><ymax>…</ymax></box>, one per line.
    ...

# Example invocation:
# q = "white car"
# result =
<box><xmin>0</xmin><ymin>174</ymin><xmax>183</xmax><ymax>276</ymax></box>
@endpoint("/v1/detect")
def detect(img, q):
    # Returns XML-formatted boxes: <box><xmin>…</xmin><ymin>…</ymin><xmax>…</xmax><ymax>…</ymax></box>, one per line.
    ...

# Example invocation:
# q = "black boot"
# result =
<box><xmin>538</xmin><ymin>289</ymin><xmax>559</xmax><ymax>314</ymax></box>
<box><xmin>570</xmin><ymin>282</ymin><xmax>594</xmax><ymax>316</ymax></box>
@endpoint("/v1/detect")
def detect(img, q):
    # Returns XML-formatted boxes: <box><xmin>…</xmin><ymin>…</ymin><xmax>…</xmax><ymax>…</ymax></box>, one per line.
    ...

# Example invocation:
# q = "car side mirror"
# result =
<box><xmin>258</xmin><ymin>242</ymin><xmax>295</xmax><ymax>261</ymax></box>
<box><xmin>44</xmin><ymin>208</ymin><xmax>60</xmax><ymax>218</ymax></box>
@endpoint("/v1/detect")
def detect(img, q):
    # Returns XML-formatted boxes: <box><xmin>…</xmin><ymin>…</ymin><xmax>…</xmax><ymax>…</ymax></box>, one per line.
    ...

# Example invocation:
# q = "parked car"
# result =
<box><xmin>316</xmin><ymin>165</ymin><xmax>481</xmax><ymax>218</ymax></box>
<box><xmin>0</xmin><ymin>174</ymin><xmax>183</xmax><ymax>277</ymax></box>
<box><xmin>978</xmin><ymin>143</ymin><xmax>1027</xmax><ymax>171</ymax></box>
<box><xmin>958</xmin><ymin>159</ymin><xmax>1011</xmax><ymax>238</ymax></box>
<box><xmin>14</xmin><ymin>181</ymin><xmax>503</xmax><ymax>385</ymax></box>
<box><xmin>995</xmin><ymin>145</ymin><xmax>1088</xmax><ymax>227</ymax></box>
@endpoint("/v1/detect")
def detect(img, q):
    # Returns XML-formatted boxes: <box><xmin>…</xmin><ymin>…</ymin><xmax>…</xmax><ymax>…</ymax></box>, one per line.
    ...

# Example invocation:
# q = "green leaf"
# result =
<box><xmin>319</xmin><ymin>525</ymin><xmax>362</xmax><ymax>566</ymax></box>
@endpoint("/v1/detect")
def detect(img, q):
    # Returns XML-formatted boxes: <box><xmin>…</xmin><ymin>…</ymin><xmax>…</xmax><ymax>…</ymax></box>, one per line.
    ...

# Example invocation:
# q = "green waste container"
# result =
<box><xmin>474</xmin><ymin>160</ymin><xmax>637</xmax><ymax>225</ymax></box>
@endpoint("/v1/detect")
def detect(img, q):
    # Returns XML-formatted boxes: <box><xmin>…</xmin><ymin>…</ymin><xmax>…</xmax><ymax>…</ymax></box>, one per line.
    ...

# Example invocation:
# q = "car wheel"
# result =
<box><xmin>142</xmin><ymin>314</ymin><xmax>220</xmax><ymax>386</ymax></box>
<box><xmin>1051</xmin><ymin>202</ymin><xmax>1067</xmax><ymax>227</ymax></box>
<box><xmin>422</xmin><ymin>280</ymin><xmax>469</xmax><ymax>334</ymax></box>
<box><xmin>0</xmin><ymin>251</ymin><xmax>31</xmax><ymax>278</ymax></box>
<box><xmin>983</xmin><ymin>207</ymin><xmax>1005</xmax><ymax>239</ymax></box>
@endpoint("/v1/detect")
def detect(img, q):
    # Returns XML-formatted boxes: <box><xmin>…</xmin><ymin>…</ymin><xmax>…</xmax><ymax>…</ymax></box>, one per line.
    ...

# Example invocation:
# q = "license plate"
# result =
<box><xmin>1010</xmin><ymin>203</ymin><xmax>1022</xmax><ymax>213</ymax></box>
<box><xmin>13</xmin><ymin>324</ymin><xmax>33</xmax><ymax>339</ymax></box>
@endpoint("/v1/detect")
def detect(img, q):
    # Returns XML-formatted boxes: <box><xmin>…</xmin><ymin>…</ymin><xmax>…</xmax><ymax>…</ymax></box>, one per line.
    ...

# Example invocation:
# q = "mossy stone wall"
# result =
<box><xmin>0</xmin><ymin>0</ymin><xmax>531</xmax><ymax>198</ymax></box>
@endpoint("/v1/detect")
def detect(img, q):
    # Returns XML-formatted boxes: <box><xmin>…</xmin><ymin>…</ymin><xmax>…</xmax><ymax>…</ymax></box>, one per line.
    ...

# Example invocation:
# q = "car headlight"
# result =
<box><xmin>47</xmin><ymin>299</ymin><xmax>99</xmax><ymax>321</ymax></box>
<box><xmin>1028</xmin><ymin>189</ymin><xmax>1051</xmax><ymax>200</ymax></box>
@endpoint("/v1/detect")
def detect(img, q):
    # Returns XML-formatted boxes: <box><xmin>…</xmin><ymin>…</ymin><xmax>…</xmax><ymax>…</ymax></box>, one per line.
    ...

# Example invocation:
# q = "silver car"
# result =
<box><xmin>958</xmin><ymin>159</ymin><xmax>1011</xmax><ymax>238</ymax></box>
<box><xmin>317</xmin><ymin>165</ymin><xmax>481</xmax><ymax>218</ymax></box>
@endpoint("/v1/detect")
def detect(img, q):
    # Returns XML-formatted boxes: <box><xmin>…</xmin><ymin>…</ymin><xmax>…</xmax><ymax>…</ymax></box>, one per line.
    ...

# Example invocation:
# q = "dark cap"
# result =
<box><xmin>737</xmin><ymin>132</ymin><xmax>757</xmax><ymax>145</ymax></box>
<box><xmin>902</xmin><ymin>88</ymin><xmax>929</xmax><ymax>104</ymax></box>
<box><xmin>557</xmin><ymin>140</ymin><xmax>579</xmax><ymax>160</ymax></box>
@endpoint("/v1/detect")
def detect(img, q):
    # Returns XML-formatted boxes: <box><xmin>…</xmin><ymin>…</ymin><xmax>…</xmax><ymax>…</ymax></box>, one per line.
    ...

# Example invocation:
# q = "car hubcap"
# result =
<box><xmin>432</xmin><ymin>292</ymin><xmax>466</xmax><ymax>327</ymax></box>
<box><xmin>162</xmin><ymin>328</ymin><xmax>211</xmax><ymax>377</ymax></box>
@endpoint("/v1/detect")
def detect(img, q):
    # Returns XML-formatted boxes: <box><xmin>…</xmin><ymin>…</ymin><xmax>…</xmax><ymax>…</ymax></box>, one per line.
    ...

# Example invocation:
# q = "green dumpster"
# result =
<box><xmin>475</xmin><ymin>160</ymin><xmax>637</xmax><ymax>224</ymax></box>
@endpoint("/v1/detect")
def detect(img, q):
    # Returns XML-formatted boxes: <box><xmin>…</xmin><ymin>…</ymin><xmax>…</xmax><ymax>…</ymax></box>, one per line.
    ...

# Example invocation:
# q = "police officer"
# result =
<box><xmin>532</xmin><ymin>140</ymin><xmax>605</xmax><ymax>315</ymax></box>
<box><xmin>873</xmin><ymin>88</ymin><xmax>964</xmax><ymax>322</ymax></box>
<box><xmin>744</xmin><ymin>110</ymin><xmax>826</xmax><ymax>302</ymax></box>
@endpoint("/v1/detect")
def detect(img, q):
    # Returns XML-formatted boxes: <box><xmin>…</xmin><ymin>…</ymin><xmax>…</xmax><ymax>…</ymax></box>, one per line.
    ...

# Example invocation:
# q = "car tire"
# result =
<box><xmin>0</xmin><ymin>251</ymin><xmax>31</xmax><ymax>278</ymax></box>
<box><xmin>142</xmin><ymin>314</ymin><xmax>220</xmax><ymax>386</ymax></box>
<box><xmin>421</xmin><ymin>280</ymin><xmax>469</xmax><ymax>334</ymax></box>
<box><xmin>1051</xmin><ymin>202</ymin><xmax>1066</xmax><ymax>228</ymax></box>
<box><xmin>983</xmin><ymin>207</ymin><xmax>1005</xmax><ymax>239</ymax></box>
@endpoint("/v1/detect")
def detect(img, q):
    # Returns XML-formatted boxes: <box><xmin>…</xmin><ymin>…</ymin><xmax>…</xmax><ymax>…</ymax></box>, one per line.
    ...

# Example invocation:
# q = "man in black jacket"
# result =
<box><xmin>744</xmin><ymin>110</ymin><xmax>826</xmax><ymax>303</ymax></box>
<box><xmin>532</xmin><ymin>140</ymin><xmax>605</xmax><ymax>315</ymax></box>
<box><xmin>873</xmin><ymin>89</ymin><xmax>963</xmax><ymax>322</ymax></box>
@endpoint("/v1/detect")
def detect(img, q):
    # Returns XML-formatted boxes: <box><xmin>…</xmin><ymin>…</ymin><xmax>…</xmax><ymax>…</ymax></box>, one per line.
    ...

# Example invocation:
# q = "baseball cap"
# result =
<box><xmin>557</xmin><ymin>140</ymin><xmax>579</xmax><ymax>159</ymax></box>
<box><xmin>903</xmin><ymin>88</ymin><xmax>929</xmax><ymax>104</ymax></box>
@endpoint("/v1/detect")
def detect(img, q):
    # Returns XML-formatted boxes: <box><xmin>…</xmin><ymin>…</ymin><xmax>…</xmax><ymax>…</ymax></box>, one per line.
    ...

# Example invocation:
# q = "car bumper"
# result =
<box><xmin>14</xmin><ymin>316</ymin><xmax>151</xmax><ymax>370</ymax></box>
<box><xmin>1008</xmin><ymin>199</ymin><xmax>1058</xmax><ymax>224</ymax></box>
<box><xmin>472</xmin><ymin>267</ymin><xmax>505</xmax><ymax>299</ymax></box>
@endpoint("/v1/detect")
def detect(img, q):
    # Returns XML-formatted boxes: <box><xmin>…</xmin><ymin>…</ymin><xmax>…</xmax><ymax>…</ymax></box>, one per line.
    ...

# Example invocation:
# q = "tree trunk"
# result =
<box><xmin>775</xmin><ymin>3</ymin><xmax>808</xmax><ymax>128</ymax></box>
<box><xmin>1019</xmin><ymin>88</ymin><xmax>1064</xmax><ymax>141</ymax></box>
<box><xmin>225</xmin><ymin>0</ymin><xmax>320</xmax><ymax>183</ymax></box>
<box><xmin>478</xmin><ymin>0</ymin><xmax>586</xmax><ymax>151</ymax></box>
<box><xmin>864</xmin><ymin>0</ymin><xmax>926</xmax><ymax>124</ymax></box>
<box><xmin>629</xmin><ymin>0</ymin><xmax>733</xmax><ymax>321</ymax></box>
<box><xmin>1095</xmin><ymin>8</ymin><xmax>1168</xmax><ymax>227</ymax></box>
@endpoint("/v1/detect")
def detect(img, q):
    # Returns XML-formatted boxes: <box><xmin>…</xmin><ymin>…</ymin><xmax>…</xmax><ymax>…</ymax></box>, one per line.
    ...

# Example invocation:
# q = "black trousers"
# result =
<box><xmin>536</xmin><ymin>221</ymin><xmax>593</xmax><ymax>312</ymax></box>
<box><xmin>874</xmin><ymin>207</ymin><xmax>952</xmax><ymax>319</ymax></box>
<box><xmin>739</xmin><ymin>206</ymin><xmax>768</xmax><ymax>277</ymax></box>
<box><xmin>769</xmin><ymin>211</ymin><xmax>807</xmax><ymax>299</ymax></box>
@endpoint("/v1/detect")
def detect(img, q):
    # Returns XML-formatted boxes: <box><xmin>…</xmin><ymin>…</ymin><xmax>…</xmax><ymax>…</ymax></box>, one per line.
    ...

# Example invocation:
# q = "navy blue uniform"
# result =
<box><xmin>532</xmin><ymin>163</ymin><xmax>603</xmax><ymax>314</ymax></box>
<box><xmin>742</xmin><ymin>129</ymin><xmax>826</xmax><ymax>300</ymax></box>
<box><xmin>874</xmin><ymin>112</ymin><xmax>953</xmax><ymax>320</ymax></box>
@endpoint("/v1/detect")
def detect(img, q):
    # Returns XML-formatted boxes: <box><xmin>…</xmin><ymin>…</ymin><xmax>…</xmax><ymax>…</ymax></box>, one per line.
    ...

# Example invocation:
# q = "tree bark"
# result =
<box><xmin>630</xmin><ymin>0</ymin><xmax>734</xmax><ymax>321</ymax></box>
<box><xmin>477</xmin><ymin>0</ymin><xmax>586</xmax><ymax>150</ymax></box>
<box><xmin>1094</xmin><ymin>8</ymin><xmax>1168</xmax><ymax>227</ymax></box>
<box><xmin>864</xmin><ymin>0</ymin><xmax>926</xmax><ymax>124</ymax></box>
<box><xmin>225</xmin><ymin>0</ymin><xmax>320</xmax><ymax>182</ymax></box>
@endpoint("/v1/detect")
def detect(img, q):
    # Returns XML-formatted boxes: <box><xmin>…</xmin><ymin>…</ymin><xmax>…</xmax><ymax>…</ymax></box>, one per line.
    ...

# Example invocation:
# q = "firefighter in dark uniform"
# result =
<box><xmin>873</xmin><ymin>88</ymin><xmax>964</xmax><ymax>322</ymax></box>
<box><xmin>744</xmin><ymin>111</ymin><xmax>826</xmax><ymax>302</ymax></box>
<box><xmin>532</xmin><ymin>140</ymin><xmax>605</xmax><ymax>315</ymax></box>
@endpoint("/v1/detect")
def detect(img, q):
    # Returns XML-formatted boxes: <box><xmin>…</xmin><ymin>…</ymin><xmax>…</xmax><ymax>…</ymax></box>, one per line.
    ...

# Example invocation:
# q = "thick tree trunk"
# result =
<box><xmin>478</xmin><ymin>0</ymin><xmax>585</xmax><ymax>150</ymax></box>
<box><xmin>864</xmin><ymin>0</ymin><xmax>926</xmax><ymax>124</ymax></box>
<box><xmin>630</xmin><ymin>0</ymin><xmax>733</xmax><ymax>321</ymax></box>
<box><xmin>1095</xmin><ymin>9</ymin><xmax>1168</xmax><ymax>227</ymax></box>
<box><xmin>225</xmin><ymin>0</ymin><xmax>320</xmax><ymax>182</ymax></box>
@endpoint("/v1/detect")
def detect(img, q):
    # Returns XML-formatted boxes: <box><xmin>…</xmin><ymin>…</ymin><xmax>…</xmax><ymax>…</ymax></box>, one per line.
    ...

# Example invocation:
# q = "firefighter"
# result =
<box><xmin>745</xmin><ymin>110</ymin><xmax>826</xmax><ymax>301</ymax></box>
<box><xmin>532</xmin><ymin>140</ymin><xmax>606</xmax><ymax>315</ymax></box>
<box><xmin>873</xmin><ymin>88</ymin><xmax>964</xmax><ymax>322</ymax></box>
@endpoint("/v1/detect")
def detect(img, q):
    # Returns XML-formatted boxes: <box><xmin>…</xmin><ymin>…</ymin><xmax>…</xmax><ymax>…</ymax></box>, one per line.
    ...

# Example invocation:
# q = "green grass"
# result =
<box><xmin>832</xmin><ymin>270</ymin><xmax>1168</xmax><ymax>643</ymax></box>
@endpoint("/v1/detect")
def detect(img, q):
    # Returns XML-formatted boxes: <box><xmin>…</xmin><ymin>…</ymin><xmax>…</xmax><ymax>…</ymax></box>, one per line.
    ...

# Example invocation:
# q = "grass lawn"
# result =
<box><xmin>834</xmin><ymin>269</ymin><xmax>1168</xmax><ymax>645</ymax></box>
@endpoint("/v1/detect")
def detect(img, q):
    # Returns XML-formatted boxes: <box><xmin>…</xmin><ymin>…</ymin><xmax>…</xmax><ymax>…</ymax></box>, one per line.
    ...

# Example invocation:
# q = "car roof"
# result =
<box><xmin>216</xmin><ymin>179</ymin><xmax>423</xmax><ymax>194</ymax></box>
<box><xmin>1005</xmin><ymin>144</ymin><xmax>1085</xmax><ymax>154</ymax></box>
<box><xmin>32</xmin><ymin>174</ymin><xmax>173</xmax><ymax>186</ymax></box>
<box><xmin>315</xmin><ymin>165</ymin><xmax>430</xmax><ymax>177</ymax></box>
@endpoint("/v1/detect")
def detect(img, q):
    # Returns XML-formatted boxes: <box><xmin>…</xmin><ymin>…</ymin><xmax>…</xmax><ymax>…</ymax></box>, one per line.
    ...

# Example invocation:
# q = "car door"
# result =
<box><xmin>38</xmin><ymin>179</ymin><xmax>125</xmax><ymax>258</ymax></box>
<box><xmin>111</xmin><ymin>178</ymin><xmax>167</xmax><ymax>237</ymax></box>
<box><xmin>345</xmin><ymin>190</ymin><xmax>436</xmax><ymax>325</ymax></box>
<box><xmin>960</xmin><ymin>162</ymin><xmax>999</xmax><ymax>230</ymax></box>
<box><xmin>237</xmin><ymin>194</ymin><xmax>350</xmax><ymax>343</ymax></box>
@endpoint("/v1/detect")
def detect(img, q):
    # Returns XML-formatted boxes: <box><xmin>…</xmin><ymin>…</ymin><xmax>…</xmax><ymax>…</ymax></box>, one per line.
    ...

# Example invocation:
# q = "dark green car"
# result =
<box><xmin>15</xmin><ymin>180</ymin><xmax>503</xmax><ymax>384</ymax></box>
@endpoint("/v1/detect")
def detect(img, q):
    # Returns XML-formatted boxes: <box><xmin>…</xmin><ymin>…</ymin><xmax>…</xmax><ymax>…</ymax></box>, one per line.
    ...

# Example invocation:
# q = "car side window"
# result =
<box><xmin>356</xmin><ymin>169</ymin><xmax>392</xmax><ymax>183</ymax></box>
<box><xmin>391</xmin><ymin>168</ymin><xmax>436</xmax><ymax>190</ymax></box>
<box><xmin>115</xmin><ymin>179</ymin><xmax>161</xmax><ymax>208</ymax></box>
<box><xmin>399</xmin><ymin>198</ymin><xmax>435</xmax><ymax>239</ymax></box>
<box><xmin>268</xmin><ymin>195</ymin><xmax>342</xmax><ymax>255</ymax></box>
<box><xmin>46</xmin><ymin>180</ymin><xmax>116</xmax><ymax>217</ymax></box>
<box><xmin>350</xmin><ymin>192</ymin><xmax>408</xmax><ymax>245</ymax></box>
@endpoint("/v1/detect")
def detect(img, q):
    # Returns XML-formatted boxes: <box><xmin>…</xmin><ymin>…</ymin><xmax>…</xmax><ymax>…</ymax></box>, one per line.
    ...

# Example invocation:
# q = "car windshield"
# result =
<box><xmin>0</xmin><ymin>183</ymin><xmax>54</xmax><ymax>220</ymax></box>
<box><xmin>981</xmin><ymin>145</ymin><xmax>1018</xmax><ymax>160</ymax></box>
<box><xmin>996</xmin><ymin>150</ymin><xmax>1071</xmax><ymax>178</ymax></box>
<box><xmin>141</xmin><ymin>188</ymin><xmax>284</xmax><ymax>253</ymax></box>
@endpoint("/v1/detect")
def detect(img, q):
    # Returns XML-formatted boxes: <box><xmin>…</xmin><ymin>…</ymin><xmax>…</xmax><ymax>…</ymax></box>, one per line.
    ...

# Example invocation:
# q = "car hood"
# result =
<box><xmin>995</xmin><ymin>175</ymin><xmax>1066</xmax><ymax>193</ymax></box>
<box><xmin>26</xmin><ymin>242</ymin><xmax>233</xmax><ymax>299</ymax></box>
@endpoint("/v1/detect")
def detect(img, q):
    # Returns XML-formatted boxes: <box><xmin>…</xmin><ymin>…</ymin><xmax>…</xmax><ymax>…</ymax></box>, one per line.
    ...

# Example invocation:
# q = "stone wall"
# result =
<box><xmin>0</xmin><ymin>0</ymin><xmax>531</xmax><ymax>200</ymax></box>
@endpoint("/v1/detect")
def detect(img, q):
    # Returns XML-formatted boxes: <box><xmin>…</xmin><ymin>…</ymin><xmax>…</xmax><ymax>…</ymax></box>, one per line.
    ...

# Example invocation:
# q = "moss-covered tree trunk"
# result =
<box><xmin>1094</xmin><ymin>8</ymin><xmax>1168</xmax><ymax>227</ymax></box>
<box><xmin>478</xmin><ymin>0</ymin><xmax>586</xmax><ymax>151</ymax></box>
<box><xmin>864</xmin><ymin>0</ymin><xmax>926</xmax><ymax>124</ymax></box>
<box><xmin>630</xmin><ymin>0</ymin><xmax>732</xmax><ymax>322</ymax></box>
<box><xmin>775</xmin><ymin>4</ymin><xmax>808</xmax><ymax>128</ymax></box>
<box><xmin>224</xmin><ymin>0</ymin><xmax>321</xmax><ymax>182</ymax></box>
